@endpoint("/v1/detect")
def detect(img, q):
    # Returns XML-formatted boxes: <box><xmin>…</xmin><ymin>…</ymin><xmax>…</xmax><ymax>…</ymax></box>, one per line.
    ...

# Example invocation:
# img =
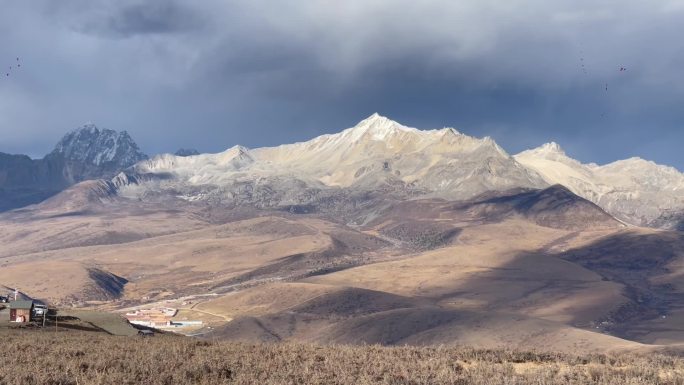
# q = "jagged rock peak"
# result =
<box><xmin>51</xmin><ymin>123</ymin><xmax>148</xmax><ymax>167</ymax></box>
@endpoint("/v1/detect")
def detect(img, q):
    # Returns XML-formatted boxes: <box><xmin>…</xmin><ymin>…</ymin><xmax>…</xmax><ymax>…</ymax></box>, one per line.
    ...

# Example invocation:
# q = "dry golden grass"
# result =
<box><xmin>4</xmin><ymin>202</ymin><xmax>684</xmax><ymax>353</ymax></box>
<box><xmin>0</xmin><ymin>216</ymin><xmax>332</xmax><ymax>304</ymax></box>
<box><xmin>1</xmin><ymin>331</ymin><xmax>683</xmax><ymax>385</ymax></box>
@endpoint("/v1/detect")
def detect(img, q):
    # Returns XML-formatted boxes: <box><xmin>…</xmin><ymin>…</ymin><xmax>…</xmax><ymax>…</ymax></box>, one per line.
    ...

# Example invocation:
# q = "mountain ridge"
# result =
<box><xmin>4</xmin><ymin>114</ymin><xmax>684</xmax><ymax>229</ymax></box>
<box><xmin>0</xmin><ymin>123</ymin><xmax>148</xmax><ymax>212</ymax></box>
<box><xmin>50</xmin><ymin>123</ymin><xmax>147</xmax><ymax>168</ymax></box>
<box><xmin>7</xmin><ymin>116</ymin><xmax>684</xmax><ymax>353</ymax></box>
<box><xmin>116</xmin><ymin>115</ymin><xmax>548</xmax><ymax>214</ymax></box>
<box><xmin>515</xmin><ymin>142</ymin><xmax>684</xmax><ymax>228</ymax></box>
<box><xmin>113</xmin><ymin>114</ymin><xmax>684</xmax><ymax>229</ymax></box>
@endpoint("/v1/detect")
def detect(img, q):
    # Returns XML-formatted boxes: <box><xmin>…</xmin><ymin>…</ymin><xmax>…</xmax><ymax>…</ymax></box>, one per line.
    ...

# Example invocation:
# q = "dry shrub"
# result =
<box><xmin>0</xmin><ymin>331</ymin><xmax>682</xmax><ymax>385</ymax></box>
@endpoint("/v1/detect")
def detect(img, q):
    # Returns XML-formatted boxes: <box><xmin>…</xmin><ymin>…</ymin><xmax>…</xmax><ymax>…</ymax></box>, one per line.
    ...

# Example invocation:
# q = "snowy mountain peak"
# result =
<box><xmin>359</xmin><ymin>113</ymin><xmax>405</xmax><ymax>130</ymax></box>
<box><xmin>540</xmin><ymin>142</ymin><xmax>564</xmax><ymax>153</ymax></box>
<box><xmin>218</xmin><ymin>145</ymin><xmax>253</xmax><ymax>164</ymax></box>
<box><xmin>349</xmin><ymin>113</ymin><xmax>416</xmax><ymax>141</ymax></box>
<box><xmin>517</xmin><ymin>142</ymin><xmax>568</xmax><ymax>161</ymax></box>
<box><xmin>531</xmin><ymin>142</ymin><xmax>566</xmax><ymax>155</ymax></box>
<box><xmin>360</xmin><ymin>112</ymin><xmax>390</xmax><ymax>125</ymax></box>
<box><xmin>443</xmin><ymin>127</ymin><xmax>461</xmax><ymax>136</ymax></box>
<box><xmin>516</xmin><ymin>142</ymin><xmax>684</xmax><ymax>228</ymax></box>
<box><xmin>481</xmin><ymin>136</ymin><xmax>511</xmax><ymax>157</ymax></box>
<box><xmin>51</xmin><ymin>124</ymin><xmax>147</xmax><ymax>168</ymax></box>
<box><xmin>79</xmin><ymin>122</ymin><xmax>99</xmax><ymax>134</ymax></box>
<box><xmin>233</xmin><ymin>144</ymin><xmax>251</xmax><ymax>154</ymax></box>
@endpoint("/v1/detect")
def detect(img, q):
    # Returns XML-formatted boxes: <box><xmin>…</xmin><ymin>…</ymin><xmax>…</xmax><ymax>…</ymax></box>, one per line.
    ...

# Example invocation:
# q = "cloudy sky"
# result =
<box><xmin>1</xmin><ymin>1</ymin><xmax>684</xmax><ymax>168</ymax></box>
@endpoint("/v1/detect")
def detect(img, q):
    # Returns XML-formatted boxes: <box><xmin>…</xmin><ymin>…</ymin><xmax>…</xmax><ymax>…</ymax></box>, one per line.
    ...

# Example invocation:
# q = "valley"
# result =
<box><xmin>3</xmin><ymin>115</ymin><xmax>684</xmax><ymax>355</ymax></box>
<box><xmin>3</xmin><ymin>186</ymin><xmax>684</xmax><ymax>354</ymax></box>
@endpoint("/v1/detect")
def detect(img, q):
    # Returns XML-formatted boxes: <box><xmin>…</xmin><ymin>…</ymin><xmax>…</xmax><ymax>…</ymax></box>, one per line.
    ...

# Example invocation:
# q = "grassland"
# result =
<box><xmin>1</xmin><ymin>331</ymin><xmax>683</xmax><ymax>385</ymax></box>
<box><xmin>4</xmin><ymin>199</ymin><xmax>684</xmax><ymax>354</ymax></box>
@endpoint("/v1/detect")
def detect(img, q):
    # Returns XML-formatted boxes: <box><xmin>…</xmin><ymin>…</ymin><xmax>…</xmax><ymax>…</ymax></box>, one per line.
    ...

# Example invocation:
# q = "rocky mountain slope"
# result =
<box><xmin>515</xmin><ymin>143</ymin><xmax>684</xmax><ymax>228</ymax></box>
<box><xmin>6</xmin><ymin>115</ymin><xmax>684</xmax><ymax>353</ymax></box>
<box><xmin>117</xmin><ymin>114</ymin><xmax>548</xmax><ymax>215</ymax></box>
<box><xmin>49</xmin><ymin>123</ymin><xmax>147</xmax><ymax>182</ymax></box>
<box><xmin>0</xmin><ymin>152</ymin><xmax>68</xmax><ymax>211</ymax></box>
<box><xmin>0</xmin><ymin>124</ymin><xmax>147</xmax><ymax>211</ymax></box>
<box><xmin>113</xmin><ymin>114</ymin><xmax>684</xmax><ymax>229</ymax></box>
<box><xmin>4</xmin><ymin>114</ymin><xmax>684</xmax><ymax>229</ymax></box>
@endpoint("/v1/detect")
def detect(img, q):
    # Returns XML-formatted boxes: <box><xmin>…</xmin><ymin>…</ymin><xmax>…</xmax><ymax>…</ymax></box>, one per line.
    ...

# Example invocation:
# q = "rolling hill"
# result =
<box><xmin>3</xmin><ymin>115</ymin><xmax>684</xmax><ymax>354</ymax></box>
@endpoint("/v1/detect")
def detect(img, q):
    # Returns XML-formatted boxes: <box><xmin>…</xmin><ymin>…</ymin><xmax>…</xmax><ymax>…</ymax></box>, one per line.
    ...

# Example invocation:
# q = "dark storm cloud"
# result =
<box><xmin>1</xmin><ymin>1</ymin><xmax>684</xmax><ymax>167</ymax></box>
<box><xmin>79</xmin><ymin>1</ymin><xmax>204</xmax><ymax>38</ymax></box>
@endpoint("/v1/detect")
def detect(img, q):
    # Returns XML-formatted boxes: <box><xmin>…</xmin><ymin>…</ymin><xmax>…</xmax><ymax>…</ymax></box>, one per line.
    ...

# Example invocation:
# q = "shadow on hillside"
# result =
<box><xmin>457</xmin><ymin>185</ymin><xmax>620</xmax><ymax>230</ymax></box>
<box><xmin>206</xmin><ymin>224</ymin><xmax>684</xmax><ymax>347</ymax></box>
<box><xmin>0</xmin><ymin>188</ymin><xmax>61</xmax><ymax>213</ymax></box>
<box><xmin>553</xmin><ymin>231</ymin><xmax>684</xmax><ymax>338</ymax></box>
<box><xmin>446</xmin><ymin>230</ymin><xmax>684</xmax><ymax>343</ymax></box>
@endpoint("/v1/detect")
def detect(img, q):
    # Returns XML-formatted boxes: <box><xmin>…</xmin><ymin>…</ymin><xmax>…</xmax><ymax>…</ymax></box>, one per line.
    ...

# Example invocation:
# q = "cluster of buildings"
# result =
<box><xmin>2</xmin><ymin>289</ymin><xmax>205</xmax><ymax>333</ymax></box>
<box><xmin>124</xmin><ymin>307</ymin><xmax>202</xmax><ymax>329</ymax></box>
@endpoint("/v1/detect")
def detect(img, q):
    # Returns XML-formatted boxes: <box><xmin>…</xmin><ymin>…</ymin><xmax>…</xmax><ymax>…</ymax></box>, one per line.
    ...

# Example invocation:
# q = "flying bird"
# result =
<box><xmin>3</xmin><ymin>57</ymin><xmax>22</xmax><ymax>78</ymax></box>
<box><xmin>619</xmin><ymin>67</ymin><xmax>627</xmax><ymax>72</ymax></box>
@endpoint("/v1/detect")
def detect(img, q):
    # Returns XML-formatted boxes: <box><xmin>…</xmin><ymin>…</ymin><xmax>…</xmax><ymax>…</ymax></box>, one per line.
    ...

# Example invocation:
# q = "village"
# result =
<box><xmin>0</xmin><ymin>289</ymin><xmax>205</xmax><ymax>336</ymax></box>
<box><xmin>123</xmin><ymin>307</ymin><xmax>203</xmax><ymax>330</ymax></box>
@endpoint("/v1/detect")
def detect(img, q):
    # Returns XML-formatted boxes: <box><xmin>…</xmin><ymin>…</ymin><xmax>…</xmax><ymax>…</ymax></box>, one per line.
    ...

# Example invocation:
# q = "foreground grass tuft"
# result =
<box><xmin>0</xmin><ymin>331</ymin><xmax>683</xmax><ymax>384</ymax></box>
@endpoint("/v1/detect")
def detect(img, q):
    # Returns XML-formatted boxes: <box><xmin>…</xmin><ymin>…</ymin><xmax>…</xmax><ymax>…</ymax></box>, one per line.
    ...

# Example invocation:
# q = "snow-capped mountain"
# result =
<box><xmin>51</xmin><ymin>124</ymin><xmax>147</xmax><ymax>169</ymax></box>
<box><xmin>0</xmin><ymin>124</ymin><xmax>148</xmax><ymax>212</ymax></box>
<box><xmin>6</xmin><ymin>114</ymin><xmax>684</xmax><ymax>230</ymax></box>
<box><xmin>46</xmin><ymin>123</ymin><xmax>148</xmax><ymax>184</ymax></box>
<box><xmin>119</xmin><ymin>114</ymin><xmax>547</xmax><ymax>207</ymax></box>
<box><xmin>252</xmin><ymin>113</ymin><xmax>545</xmax><ymax>193</ymax></box>
<box><xmin>134</xmin><ymin>145</ymin><xmax>256</xmax><ymax>187</ymax></box>
<box><xmin>515</xmin><ymin>143</ymin><xmax>684</xmax><ymax>228</ymax></box>
<box><xmin>115</xmin><ymin>114</ymin><xmax>684</xmax><ymax>229</ymax></box>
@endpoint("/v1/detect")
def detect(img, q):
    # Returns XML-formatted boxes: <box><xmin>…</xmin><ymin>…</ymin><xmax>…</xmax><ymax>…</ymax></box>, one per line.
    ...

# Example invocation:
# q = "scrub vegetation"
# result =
<box><xmin>1</xmin><ymin>331</ymin><xmax>683</xmax><ymax>385</ymax></box>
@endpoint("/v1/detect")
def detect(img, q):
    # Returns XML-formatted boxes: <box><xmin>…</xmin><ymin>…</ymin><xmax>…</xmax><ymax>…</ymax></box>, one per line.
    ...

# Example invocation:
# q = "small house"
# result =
<box><xmin>9</xmin><ymin>300</ymin><xmax>34</xmax><ymax>323</ymax></box>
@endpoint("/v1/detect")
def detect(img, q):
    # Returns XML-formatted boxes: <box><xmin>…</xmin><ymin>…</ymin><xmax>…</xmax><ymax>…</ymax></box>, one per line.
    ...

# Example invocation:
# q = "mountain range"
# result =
<box><xmin>100</xmin><ymin>113</ymin><xmax>681</xmax><ymax>230</ymax></box>
<box><xmin>4</xmin><ymin>114</ymin><xmax>684</xmax><ymax>353</ymax></box>
<box><xmin>3</xmin><ymin>114</ymin><xmax>684</xmax><ymax>229</ymax></box>
<box><xmin>515</xmin><ymin>143</ymin><xmax>684</xmax><ymax>229</ymax></box>
<box><xmin>0</xmin><ymin>124</ymin><xmax>147</xmax><ymax>211</ymax></box>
